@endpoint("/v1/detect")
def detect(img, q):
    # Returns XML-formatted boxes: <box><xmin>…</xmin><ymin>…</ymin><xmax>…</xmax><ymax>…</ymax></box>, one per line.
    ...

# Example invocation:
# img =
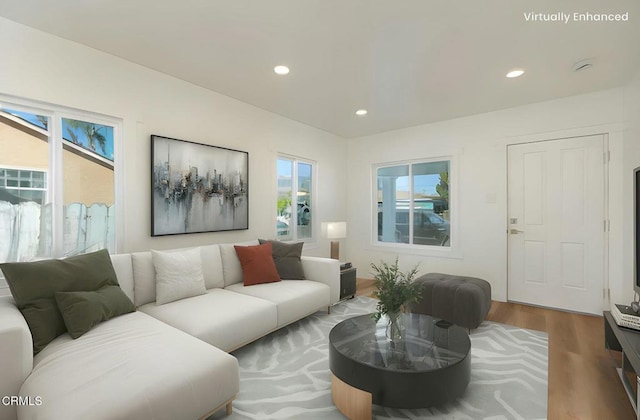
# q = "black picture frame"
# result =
<box><xmin>151</xmin><ymin>134</ymin><xmax>248</xmax><ymax>236</ymax></box>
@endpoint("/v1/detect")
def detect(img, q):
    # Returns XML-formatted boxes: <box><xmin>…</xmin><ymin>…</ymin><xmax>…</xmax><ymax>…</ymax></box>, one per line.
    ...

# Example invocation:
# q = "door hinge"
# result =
<box><xmin>604</xmin><ymin>150</ymin><xmax>610</xmax><ymax>163</ymax></box>
<box><xmin>604</xmin><ymin>219</ymin><xmax>610</xmax><ymax>232</ymax></box>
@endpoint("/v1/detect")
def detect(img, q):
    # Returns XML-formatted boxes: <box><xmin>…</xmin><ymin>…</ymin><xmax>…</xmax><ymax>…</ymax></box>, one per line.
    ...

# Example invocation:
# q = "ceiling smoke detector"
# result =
<box><xmin>572</xmin><ymin>59</ymin><xmax>595</xmax><ymax>72</ymax></box>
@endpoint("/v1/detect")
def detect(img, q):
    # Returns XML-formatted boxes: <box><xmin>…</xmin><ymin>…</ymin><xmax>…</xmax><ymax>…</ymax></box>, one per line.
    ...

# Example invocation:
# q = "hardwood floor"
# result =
<box><xmin>355</xmin><ymin>278</ymin><xmax>635</xmax><ymax>420</ymax></box>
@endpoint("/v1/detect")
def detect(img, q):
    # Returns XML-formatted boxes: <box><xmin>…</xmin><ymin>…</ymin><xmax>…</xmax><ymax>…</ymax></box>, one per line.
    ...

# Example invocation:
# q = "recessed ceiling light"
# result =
<box><xmin>506</xmin><ymin>69</ymin><xmax>525</xmax><ymax>78</ymax></box>
<box><xmin>355</xmin><ymin>109</ymin><xmax>368</xmax><ymax>116</ymax></box>
<box><xmin>274</xmin><ymin>65</ymin><xmax>290</xmax><ymax>75</ymax></box>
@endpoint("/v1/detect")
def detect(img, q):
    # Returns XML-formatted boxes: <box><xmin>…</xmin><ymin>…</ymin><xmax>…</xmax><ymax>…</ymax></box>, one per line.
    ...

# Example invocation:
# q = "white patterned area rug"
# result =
<box><xmin>209</xmin><ymin>296</ymin><xmax>548</xmax><ymax>420</ymax></box>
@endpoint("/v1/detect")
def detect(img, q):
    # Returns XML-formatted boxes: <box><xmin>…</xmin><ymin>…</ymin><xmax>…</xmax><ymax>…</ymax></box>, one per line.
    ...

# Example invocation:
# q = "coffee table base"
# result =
<box><xmin>331</xmin><ymin>373</ymin><xmax>372</xmax><ymax>420</ymax></box>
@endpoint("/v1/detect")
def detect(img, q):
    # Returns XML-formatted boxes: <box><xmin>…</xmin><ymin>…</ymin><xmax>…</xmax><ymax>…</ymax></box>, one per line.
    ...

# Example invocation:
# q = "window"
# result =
<box><xmin>0</xmin><ymin>101</ymin><xmax>119</xmax><ymax>265</ymax></box>
<box><xmin>375</xmin><ymin>159</ymin><xmax>451</xmax><ymax>247</ymax></box>
<box><xmin>276</xmin><ymin>156</ymin><xmax>314</xmax><ymax>241</ymax></box>
<box><xmin>0</xmin><ymin>168</ymin><xmax>47</xmax><ymax>204</ymax></box>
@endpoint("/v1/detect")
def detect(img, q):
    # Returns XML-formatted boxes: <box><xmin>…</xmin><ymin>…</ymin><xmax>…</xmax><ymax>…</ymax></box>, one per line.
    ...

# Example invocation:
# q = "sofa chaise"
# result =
<box><xmin>0</xmin><ymin>240</ymin><xmax>340</xmax><ymax>420</ymax></box>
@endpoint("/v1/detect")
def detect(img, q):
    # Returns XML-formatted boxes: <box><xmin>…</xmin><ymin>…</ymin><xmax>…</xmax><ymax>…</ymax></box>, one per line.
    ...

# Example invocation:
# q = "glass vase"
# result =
<box><xmin>386</xmin><ymin>311</ymin><xmax>403</xmax><ymax>343</ymax></box>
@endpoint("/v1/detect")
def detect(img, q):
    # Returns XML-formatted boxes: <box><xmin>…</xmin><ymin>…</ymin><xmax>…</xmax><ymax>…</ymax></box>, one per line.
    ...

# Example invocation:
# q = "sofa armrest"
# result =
<box><xmin>301</xmin><ymin>257</ymin><xmax>340</xmax><ymax>305</ymax></box>
<box><xmin>0</xmin><ymin>297</ymin><xmax>33</xmax><ymax>420</ymax></box>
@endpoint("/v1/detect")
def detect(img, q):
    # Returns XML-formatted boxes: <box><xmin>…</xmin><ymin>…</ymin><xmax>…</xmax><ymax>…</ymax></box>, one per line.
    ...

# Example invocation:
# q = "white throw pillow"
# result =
<box><xmin>152</xmin><ymin>248</ymin><xmax>207</xmax><ymax>305</ymax></box>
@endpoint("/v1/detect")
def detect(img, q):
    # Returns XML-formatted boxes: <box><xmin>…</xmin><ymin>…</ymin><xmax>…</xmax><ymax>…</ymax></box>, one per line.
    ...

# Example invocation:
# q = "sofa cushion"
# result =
<box><xmin>0</xmin><ymin>249</ymin><xmax>119</xmax><ymax>354</ymax></box>
<box><xmin>131</xmin><ymin>251</ymin><xmax>156</xmax><ymax>307</ymax></box>
<box><xmin>109</xmin><ymin>254</ymin><xmax>134</xmax><ymax>302</ymax></box>
<box><xmin>200</xmin><ymin>244</ymin><xmax>225</xmax><ymax>289</ymax></box>
<box><xmin>258</xmin><ymin>239</ymin><xmax>306</xmax><ymax>280</ymax></box>
<box><xmin>55</xmin><ymin>285</ymin><xmax>136</xmax><ymax>338</ymax></box>
<box><xmin>234</xmin><ymin>243</ymin><xmax>281</xmax><ymax>286</ymax></box>
<box><xmin>139</xmin><ymin>288</ymin><xmax>278</xmax><ymax>352</ymax></box>
<box><xmin>152</xmin><ymin>248</ymin><xmax>207</xmax><ymax>305</ymax></box>
<box><xmin>19</xmin><ymin>311</ymin><xmax>239</xmax><ymax>420</ymax></box>
<box><xmin>219</xmin><ymin>240</ymin><xmax>259</xmax><ymax>287</ymax></box>
<box><xmin>132</xmin><ymin>246</ymin><xmax>224</xmax><ymax>307</ymax></box>
<box><xmin>226</xmin><ymin>280</ymin><xmax>330</xmax><ymax>327</ymax></box>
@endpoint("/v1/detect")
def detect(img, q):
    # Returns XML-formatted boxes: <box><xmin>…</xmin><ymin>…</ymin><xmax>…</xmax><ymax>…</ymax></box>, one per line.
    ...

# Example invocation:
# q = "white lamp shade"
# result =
<box><xmin>326</xmin><ymin>222</ymin><xmax>347</xmax><ymax>239</ymax></box>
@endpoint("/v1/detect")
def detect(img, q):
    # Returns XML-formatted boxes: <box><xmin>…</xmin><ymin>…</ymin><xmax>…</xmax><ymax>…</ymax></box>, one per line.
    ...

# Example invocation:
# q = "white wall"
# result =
<box><xmin>621</xmin><ymin>69</ymin><xmax>640</xmax><ymax>304</ymax></box>
<box><xmin>0</xmin><ymin>18</ymin><xmax>347</xmax><ymax>259</ymax></box>
<box><xmin>2</xmin><ymin>16</ymin><xmax>640</xmax><ymax>309</ymax></box>
<box><xmin>346</xmin><ymin>88</ymin><xmax>635</xmax><ymax>305</ymax></box>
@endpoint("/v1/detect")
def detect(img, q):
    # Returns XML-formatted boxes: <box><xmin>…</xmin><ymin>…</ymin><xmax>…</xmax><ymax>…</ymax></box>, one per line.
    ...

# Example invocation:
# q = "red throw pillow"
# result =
<box><xmin>234</xmin><ymin>243</ymin><xmax>281</xmax><ymax>286</ymax></box>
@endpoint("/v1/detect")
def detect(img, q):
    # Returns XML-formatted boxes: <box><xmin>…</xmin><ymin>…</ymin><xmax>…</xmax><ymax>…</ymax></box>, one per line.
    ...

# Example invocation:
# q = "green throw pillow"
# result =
<box><xmin>55</xmin><ymin>285</ymin><xmax>135</xmax><ymax>339</ymax></box>
<box><xmin>0</xmin><ymin>249</ymin><xmax>120</xmax><ymax>354</ymax></box>
<box><xmin>258</xmin><ymin>239</ymin><xmax>306</xmax><ymax>280</ymax></box>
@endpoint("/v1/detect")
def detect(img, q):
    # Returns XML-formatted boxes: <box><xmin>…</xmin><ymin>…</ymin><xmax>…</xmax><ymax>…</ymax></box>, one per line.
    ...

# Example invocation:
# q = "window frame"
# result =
<box><xmin>276</xmin><ymin>153</ymin><xmax>317</xmax><ymax>242</ymax></box>
<box><xmin>0</xmin><ymin>95</ymin><xmax>124</xmax><ymax>260</ymax></box>
<box><xmin>371</xmin><ymin>155</ymin><xmax>460</xmax><ymax>258</ymax></box>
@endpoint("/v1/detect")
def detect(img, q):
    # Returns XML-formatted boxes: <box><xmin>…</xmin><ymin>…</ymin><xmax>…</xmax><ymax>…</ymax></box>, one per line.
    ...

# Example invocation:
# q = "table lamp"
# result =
<box><xmin>325</xmin><ymin>221</ymin><xmax>347</xmax><ymax>260</ymax></box>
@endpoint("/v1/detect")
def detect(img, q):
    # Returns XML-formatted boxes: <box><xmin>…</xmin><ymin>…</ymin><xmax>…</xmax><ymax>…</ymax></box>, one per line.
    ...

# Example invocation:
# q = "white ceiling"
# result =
<box><xmin>1</xmin><ymin>0</ymin><xmax>639</xmax><ymax>138</ymax></box>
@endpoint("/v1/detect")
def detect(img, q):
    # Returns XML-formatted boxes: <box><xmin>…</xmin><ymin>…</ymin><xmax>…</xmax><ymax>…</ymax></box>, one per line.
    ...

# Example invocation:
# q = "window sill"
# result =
<box><xmin>368</xmin><ymin>242</ymin><xmax>463</xmax><ymax>260</ymax></box>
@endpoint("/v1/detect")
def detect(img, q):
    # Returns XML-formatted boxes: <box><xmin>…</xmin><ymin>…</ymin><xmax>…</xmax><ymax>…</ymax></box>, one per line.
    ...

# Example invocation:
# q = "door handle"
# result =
<box><xmin>510</xmin><ymin>229</ymin><xmax>524</xmax><ymax>234</ymax></box>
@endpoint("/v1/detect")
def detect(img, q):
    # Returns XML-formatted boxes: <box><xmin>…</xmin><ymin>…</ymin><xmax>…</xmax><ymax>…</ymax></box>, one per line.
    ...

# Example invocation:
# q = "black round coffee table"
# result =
<box><xmin>329</xmin><ymin>312</ymin><xmax>470</xmax><ymax>418</ymax></box>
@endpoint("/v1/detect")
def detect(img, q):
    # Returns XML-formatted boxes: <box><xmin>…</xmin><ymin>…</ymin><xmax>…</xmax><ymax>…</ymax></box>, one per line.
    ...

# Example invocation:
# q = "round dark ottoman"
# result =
<box><xmin>408</xmin><ymin>273</ymin><xmax>491</xmax><ymax>329</ymax></box>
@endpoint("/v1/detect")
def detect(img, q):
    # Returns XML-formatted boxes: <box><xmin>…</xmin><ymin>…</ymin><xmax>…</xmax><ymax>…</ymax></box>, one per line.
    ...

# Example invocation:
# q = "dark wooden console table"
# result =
<box><xmin>604</xmin><ymin>311</ymin><xmax>640</xmax><ymax>419</ymax></box>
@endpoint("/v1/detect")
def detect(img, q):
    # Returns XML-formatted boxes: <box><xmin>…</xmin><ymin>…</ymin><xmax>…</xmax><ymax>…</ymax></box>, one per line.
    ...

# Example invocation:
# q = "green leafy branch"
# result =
<box><xmin>371</xmin><ymin>257</ymin><xmax>422</xmax><ymax>322</ymax></box>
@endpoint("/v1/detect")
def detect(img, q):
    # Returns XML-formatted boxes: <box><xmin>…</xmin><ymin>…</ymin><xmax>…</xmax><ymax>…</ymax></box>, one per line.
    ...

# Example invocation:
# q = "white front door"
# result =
<box><xmin>507</xmin><ymin>135</ymin><xmax>606</xmax><ymax>315</ymax></box>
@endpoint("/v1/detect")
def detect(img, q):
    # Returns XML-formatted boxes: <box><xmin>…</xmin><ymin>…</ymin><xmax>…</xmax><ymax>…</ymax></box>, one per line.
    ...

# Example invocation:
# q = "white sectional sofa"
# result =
<box><xmin>0</xmin><ymin>241</ymin><xmax>340</xmax><ymax>420</ymax></box>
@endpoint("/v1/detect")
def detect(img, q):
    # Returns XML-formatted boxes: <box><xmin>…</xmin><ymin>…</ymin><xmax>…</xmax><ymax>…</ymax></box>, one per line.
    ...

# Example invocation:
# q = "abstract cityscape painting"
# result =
<box><xmin>151</xmin><ymin>135</ymin><xmax>248</xmax><ymax>236</ymax></box>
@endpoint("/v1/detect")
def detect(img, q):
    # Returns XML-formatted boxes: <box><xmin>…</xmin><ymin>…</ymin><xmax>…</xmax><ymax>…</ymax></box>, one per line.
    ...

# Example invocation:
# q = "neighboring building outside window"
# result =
<box><xmin>0</xmin><ymin>102</ymin><xmax>119</xmax><ymax>267</ymax></box>
<box><xmin>0</xmin><ymin>168</ymin><xmax>47</xmax><ymax>204</ymax></box>
<box><xmin>277</xmin><ymin>155</ymin><xmax>314</xmax><ymax>241</ymax></box>
<box><xmin>375</xmin><ymin>158</ymin><xmax>451</xmax><ymax>248</ymax></box>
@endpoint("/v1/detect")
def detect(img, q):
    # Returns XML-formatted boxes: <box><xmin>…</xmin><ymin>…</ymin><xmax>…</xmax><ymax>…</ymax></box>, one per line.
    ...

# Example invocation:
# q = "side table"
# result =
<box><xmin>340</xmin><ymin>266</ymin><xmax>357</xmax><ymax>300</ymax></box>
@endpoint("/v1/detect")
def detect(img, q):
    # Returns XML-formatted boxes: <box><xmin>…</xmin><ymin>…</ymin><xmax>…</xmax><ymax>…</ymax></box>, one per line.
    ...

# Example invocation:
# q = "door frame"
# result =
<box><xmin>505</xmin><ymin>133</ymin><xmax>610</xmax><ymax>313</ymax></box>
